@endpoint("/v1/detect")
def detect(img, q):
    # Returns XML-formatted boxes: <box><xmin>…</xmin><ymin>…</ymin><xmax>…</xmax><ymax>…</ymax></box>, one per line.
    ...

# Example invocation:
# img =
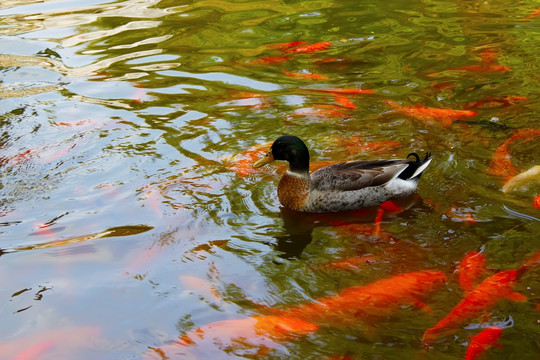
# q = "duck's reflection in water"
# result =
<box><xmin>274</xmin><ymin>195</ymin><xmax>426</xmax><ymax>258</ymax></box>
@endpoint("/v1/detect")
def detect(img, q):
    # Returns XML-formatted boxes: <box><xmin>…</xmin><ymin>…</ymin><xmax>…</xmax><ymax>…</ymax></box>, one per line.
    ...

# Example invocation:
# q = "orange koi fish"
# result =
<box><xmin>534</xmin><ymin>194</ymin><xmax>540</xmax><ymax>209</ymax></box>
<box><xmin>290</xmin><ymin>105</ymin><xmax>349</xmax><ymax>119</ymax></box>
<box><xmin>282</xmin><ymin>69</ymin><xmax>329</xmax><ymax>80</ymax></box>
<box><xmin>319</xmin><ymin>255</ymin><xmax>378</xmax><ymax>271</ymax></box>
<box><xmin>464</xmin><ymin>326</ymin><xmax>503</xmax><ymax>360</ymax></box>
<box><xmin>524</xmin><ymin>8</ymin><xmax>540</xmax><ymax>19</ymax></box>
<box><xmin>306</xmin><ymin>88</ymin><xmax>375</xmax><ymax>95</ymax></box>
<box><xmin>148</xmin><ymin>316</ymin><xmax>318</xmax><ymax>359</ymax></box>
<box><xmin>464</xmin><ymin>95</ymin><xmax>529</xmax><ymax>110</ymax></box>
<box><xmin>225</xmin><ymin>142</ymin><xmax>273</xmax><ymax>177</ymax></box>
<box><xmin>287</xmin><ymin>41</ymin><xmax>332</xmax><ymax>54</ymax></box>
<box><xmin>246</xmin><ymin>56</ymin><xmax>290</xmax><ymax>65</ymax></box>
<box><xmin>266</xmin><ymin>41</ymin><xmax>307</xmax><ymax>50</ymax></box>
<box><xmin>422</xmin><ymin>270</ymin><xmax>526</xmax><ymax>346</ymax></box>
<box><xmin>456</xmin><ymin>252</ymin><xmax>486</xmax><ymax>292</ymax></box>
<box><xmin>450</xmin><ymin>49</ymin><xmax>510</xmax><ymax>72</ymax></box>
<box><xmin>337</xmin><ymin>135</ymin><xmax>401</xmax><ymax>156</ymax></box>
<box><xmin>386</xmin><ymin>100</ymin><xmax>477</xmax><ymax>127</ymax></box>
<box><xmin>450</xmin><ymin>65</ymin><xmax>509</xmax><ymax>72</ymax></box>
<box><xmin>275</xmin><ymin>270</ymin><xmax>447</xmax><ymax>325</ymax></box>
<box><xmin>487</xmin><ymin>128</ymin><xmax>540</xmax><ymax>180</ymax></box>
<box><xmin>334</xmin><ymin>95</ymin><xmax>356</xmax><ymax>109</ymax></box>
<box><xmin>379</xmin><ymin>200</ymin><xmax>402</xmax><ymax>213</ymax></box>
<box><xmin>519</xmin><ymin>250</ymin><xmax>540</xmax><ymax>273</ymax></box>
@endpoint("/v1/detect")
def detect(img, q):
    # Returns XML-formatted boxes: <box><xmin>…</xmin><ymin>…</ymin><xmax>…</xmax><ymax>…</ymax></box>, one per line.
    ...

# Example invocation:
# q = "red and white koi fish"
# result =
<box><xmin>282</xmin><ymin>69</ymin><xmax>329</xmax><ymax>80</ymax></box>
<box><xmin>464</xmin><ymin>326</ymin><xmax>503</xmax><ymax>360</ymax></box>
<box><xmin>456</xmin><ymin>252</ymin><xmax>486</xmax><ymax>293</ymax></box>
<box><xmin>274</xmin><ymin>270</ymin><xmax>447</xmax><ymax>325</ymax></box>
<box><xmin>146</xmin><ymin>315</ymin><xmax>318</xmax><ymax>359</ymax></box>
<box><xmin>386</xmin><ymin>100</ymin><xmax>477</xmax><ymax>127</ymax></box>
<box><xmin>422</xmin><ymin>270</ymin><xmax>526</xmax><ymax>346</ymax></box>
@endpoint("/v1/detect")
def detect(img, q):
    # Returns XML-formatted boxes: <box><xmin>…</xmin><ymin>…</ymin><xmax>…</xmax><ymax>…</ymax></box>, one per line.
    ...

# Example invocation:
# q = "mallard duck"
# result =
<box><xmin>253</xmin><ymin>135</ymin><xmax>432</xmax><ymax>213</ymax></box>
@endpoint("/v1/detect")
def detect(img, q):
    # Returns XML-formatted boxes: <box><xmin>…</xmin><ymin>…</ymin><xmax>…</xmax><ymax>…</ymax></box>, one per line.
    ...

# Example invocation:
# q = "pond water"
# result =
<box><xmin>1</xmin><ymin>0</ymin><xmax>539</xmax><ymax>359</ymax></box>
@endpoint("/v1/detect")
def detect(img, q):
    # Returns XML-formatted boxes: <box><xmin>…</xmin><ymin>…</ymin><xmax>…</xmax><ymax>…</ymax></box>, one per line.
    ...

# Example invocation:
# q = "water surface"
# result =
<box><xmin>1</xmin><ymin>0</ymin><xmax>539</xmax><ymax>359</ymax></box>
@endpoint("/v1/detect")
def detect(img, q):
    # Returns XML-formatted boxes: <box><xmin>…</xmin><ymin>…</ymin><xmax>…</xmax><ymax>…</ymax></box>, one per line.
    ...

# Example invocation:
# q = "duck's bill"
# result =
<box><xmin>253</xmin><ymin>151</ymin><xmax>274</xmax><ymax>168</ymax></box>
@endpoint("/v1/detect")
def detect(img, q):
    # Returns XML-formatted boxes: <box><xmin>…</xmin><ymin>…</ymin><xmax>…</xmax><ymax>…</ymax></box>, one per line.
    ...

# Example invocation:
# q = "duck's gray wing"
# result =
<box><xmin>311</xmin><ymin>160</ymin><xmax>409</xmax><ymax>192</ymax></box>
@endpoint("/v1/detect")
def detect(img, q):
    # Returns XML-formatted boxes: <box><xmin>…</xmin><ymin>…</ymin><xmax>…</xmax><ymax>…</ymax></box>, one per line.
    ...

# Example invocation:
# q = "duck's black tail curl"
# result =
<box><xmin>400</xmin><ymin>152</ymin><xmax>433</xmax><ymax>180</ymax></box>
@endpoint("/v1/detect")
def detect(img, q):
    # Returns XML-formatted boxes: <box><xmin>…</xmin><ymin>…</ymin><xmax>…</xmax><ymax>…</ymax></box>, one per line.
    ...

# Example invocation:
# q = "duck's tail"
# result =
<box><xmin>399</xmin><ymin>153</ymin><xmax>432</xmax><ymax>180</ymax></box>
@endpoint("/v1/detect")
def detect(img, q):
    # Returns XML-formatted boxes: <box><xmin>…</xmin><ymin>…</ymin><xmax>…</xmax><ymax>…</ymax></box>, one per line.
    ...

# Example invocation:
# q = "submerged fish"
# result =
<box><xmin>319</xmin><ymin>255</ymin><xmax>378</xmax><ymax>271</ymax></box>
<box><xmin>386</xmin><ymin>100</ymin><xmax>477</xmax><ymax>127</ymax></box>
<box><xmin>501</xmin><ymin>165</ymin><xmax>540</xmax><ymax>193</ymax></box>
<box><xmin>464</xmin><ymin>326</ymin><xmax>503</xmax><ymax>360</ymax></box>
<box><xmin>305</xmin><ymin>88</ymin><xmax>375</xmax><ymax>95</ymax></box>
<box><xmin>456</xmin><ymin>252</ymin><xmax>486</xmax><ymax>293</ymax></box>
<box><xmin>464</xmin><ymin>95</ymin><xmax>529</xmax><ymax>110</ymax></box>
<box><xmin>286</xmin><ymin>41</ymin><xmax>332</xmax><ymax>54</ymax></box>
<box><xmin>282</xmin><ymin>69</ymin><xmax>329</xmax><ymax>80</ymax></box>
<box><xmin>449</xmin><ymin>65</ymin><xmax>509</xmax><ymax>72</ymax></box>
<box><xmin>487</xmin><ymin>129</ymin><xmax>540</xmax><ymax>180</ymax></box>
<box><xmin>422</xmin><ymin>270</ymin><xmax>526</xmax><ymax>346</ymax></box>
<box><xmin>333</xmin><ymin>94</ymin><xmax>356</xmax><ymax>109</ymax></box>
<box><xmin>524</xmin><ymin>8</ymin><xmax>540</xmax><ymax>18</ymax></box>
<box><xmin>274</xmin><ymin>270</ymin><xmax>447</xmax><ymax>325</ymax></box>
<box><xmin>147</xmin><ymin>315</ymin><xmax>318</xmax><ymax>359</ymax></box>
<box><xmin>246</xmin><ymin>56</ymin><xmax>291</xmax><ymax>65</ymax></box>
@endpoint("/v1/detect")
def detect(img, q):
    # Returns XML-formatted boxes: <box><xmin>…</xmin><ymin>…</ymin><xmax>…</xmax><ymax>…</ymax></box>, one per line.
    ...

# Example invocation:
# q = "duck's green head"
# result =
<box><xmin>253</xmin><ymin>135</ymin><xmax>310</xmax><ymax>172</ymax></box>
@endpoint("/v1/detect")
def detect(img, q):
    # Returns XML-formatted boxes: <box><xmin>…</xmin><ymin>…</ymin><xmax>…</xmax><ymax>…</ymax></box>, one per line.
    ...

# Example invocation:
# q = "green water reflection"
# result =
<box><xmin>0</xmin><ymin>0</ymin><xmax>539</xmax><ymax>359</ymax></box>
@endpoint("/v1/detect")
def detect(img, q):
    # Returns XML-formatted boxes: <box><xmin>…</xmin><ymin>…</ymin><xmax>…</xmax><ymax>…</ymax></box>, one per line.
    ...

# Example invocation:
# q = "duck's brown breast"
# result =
<box><xmin>277</xmin><ymin>171</ymin><xmax>310</xmax><ymax>211</ymax></box>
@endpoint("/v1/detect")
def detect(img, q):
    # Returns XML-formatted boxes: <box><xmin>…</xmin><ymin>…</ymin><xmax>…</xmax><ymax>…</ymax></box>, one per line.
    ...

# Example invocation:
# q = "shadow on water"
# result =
<box><xmin>0</xmin><ymin>224</ymin><xmax>153</xmax><ymax>255</ymax></box>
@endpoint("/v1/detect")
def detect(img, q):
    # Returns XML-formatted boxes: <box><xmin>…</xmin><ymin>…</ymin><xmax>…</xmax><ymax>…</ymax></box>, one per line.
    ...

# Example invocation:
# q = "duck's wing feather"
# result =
<box><xmin>311</xmin><ymin>160</ymin><xmax>409</xmax><ymax>192</ymax></box>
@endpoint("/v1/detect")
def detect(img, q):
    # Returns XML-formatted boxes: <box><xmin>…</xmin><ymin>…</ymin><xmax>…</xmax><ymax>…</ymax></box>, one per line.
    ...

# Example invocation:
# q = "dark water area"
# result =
<box><xmin>1</xmin><ymin>0</ymin><xmax>539</xmax><ymax>359</ymax></box>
